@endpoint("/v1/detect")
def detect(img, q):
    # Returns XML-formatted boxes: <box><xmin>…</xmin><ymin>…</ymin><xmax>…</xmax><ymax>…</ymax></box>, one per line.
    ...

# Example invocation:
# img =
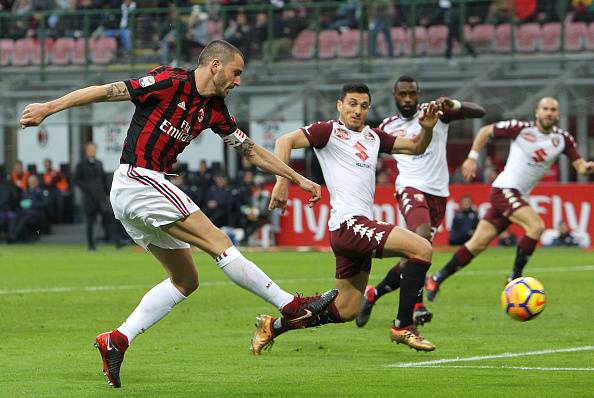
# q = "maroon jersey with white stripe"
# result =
<box><xmin>491</xmin><ymin>120</ymin><xmax>581</xmax><ymax>194</ymax></box>
<box><xmin>122</xmin><ymin>66</ymin><xmax>237</xmax><ymax>172</ymax></box>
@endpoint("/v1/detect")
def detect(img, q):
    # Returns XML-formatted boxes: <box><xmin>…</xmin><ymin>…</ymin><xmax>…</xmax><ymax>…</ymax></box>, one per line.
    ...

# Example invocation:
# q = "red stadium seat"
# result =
<box><xmin>0</xmin><ymin>39</ymin><xmax>14</xmax><ymax>66</ymax></box>
<box><xmin>565</xmin><ymin>22</ymin><xmax>587</xmax><ymax>51</ymax></box>
<box><xmin>13</xmin><ymin>38</ymin><xmax>35</xmax><ymax>66</ymax></box>
<box><xmin>426</xmin><ymin>25</ymin><xmax>448</xmax><ymax>56</ymax></box>
<box><xmin>339</xmin><ymin>29</ymin><xmax>367</xmax><ymax>58</ymax></box>
<box><xmin>51</xmin><ymin>37</ymin><xmax>75</xmax><ymax>65</ymax></box>
<box><xmin>91</xmin><ymin>37</ymin><xmax>117</xmax><ymax>64</ymax></box>
<box><xmin>516</xmin><ymin>23</ymin><xmax>540</xmax><ymax>53</ymax></box>
<box><xmin>318</xmin><ymin>30</ymin><xmax>340</xmax><ymax>59</ymax></box>
<box><xmin>412</xmin><ymin>26</ymin><xmax>428</xmax><ymax>56</ymax></box>
<box><xmin>72</xmin><ymin>38</ymin><xmax>87</xmax><ymax>65</ymax></box>
<box><xmin>292</xmin><ymin>29</ymin><xmax>315</xmax><ymax>59</ymax></box>
<box><xmin>469</xmin><ymin>24</ymin><xmax>496</xmax><ymax>53</ymax></box>
<box><xmin>540</xmin><ymin>22</ymin><xmax>560</xmax><ymax>52</ymax></box>
<box><xmin>391</xmin><ymin>27</ymin><xmax>408</xmax><ymax>56</ymax></box>
<box><xmin>29</xmin><ymin>39</ymin><xmax>54</xmax><ymax>65</ymax></box>
<box><xmin>495</xmin><ymin>24</ymin><xmax>512</xmax><ymax>53</ymax></box>
<box><xmin>587</xmin><ymin>23</ymin><xmax>594</xmax><ymax>51</ymax></box>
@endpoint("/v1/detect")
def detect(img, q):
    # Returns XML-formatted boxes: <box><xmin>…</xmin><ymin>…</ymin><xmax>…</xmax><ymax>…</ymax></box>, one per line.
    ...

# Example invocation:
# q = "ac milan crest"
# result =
<box><xmin>197</xmin><ymin>107</ymin><xmax>205</xmax><ymax>123</ymax></box>
<box><xmin>37</xmin><ymin>127</ymin><xmax>48</xmax><ymax>147</ymax></box>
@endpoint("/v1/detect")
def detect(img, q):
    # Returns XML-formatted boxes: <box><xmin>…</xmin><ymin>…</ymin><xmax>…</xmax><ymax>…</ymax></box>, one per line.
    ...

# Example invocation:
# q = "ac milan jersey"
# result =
<box><xmin>491</xmin><ymin>120</ymin><xmax>581</xmax><ymax>195</ymax></box>
<box><xmin>380</xmin><ymin>108</ymin><xmax>462</xmax><ymax>197</ymax></box>
<box><xmin>121</xmin><ymin>66</ymin><xmax>237</xmax><ymax>172</ymax></box>
<box><xmin>302</xmin><ymin>120</ymin><xmax>396</xmax><ymax>231</ymax></box>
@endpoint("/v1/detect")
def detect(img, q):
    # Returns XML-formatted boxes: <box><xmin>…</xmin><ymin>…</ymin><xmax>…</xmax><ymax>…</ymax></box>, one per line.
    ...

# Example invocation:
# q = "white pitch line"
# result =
<box><xmin>386</xmin><ymin>346</ymin><xmax>594</xmax><ymax>368</ymax></box>
<box><xmin>1</xmin><ymin>265</ymin><xmax>594</xmax><ymax>296</ymax></box>
<box><xmin>399</xmin><ymin>365</ymin><xmax>594</xmax><ymax>372</ymax></box>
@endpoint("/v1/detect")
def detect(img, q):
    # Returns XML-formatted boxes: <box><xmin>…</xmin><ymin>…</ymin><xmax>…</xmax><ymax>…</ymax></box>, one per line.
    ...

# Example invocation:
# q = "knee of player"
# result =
<box><xmin>175</xmin><ymin>278</ymin><xmax>199</xmax><ymax>296</ymax></box>
<box><xmin>532</xmin><ymin>220</ymin><xmax>546</xmax><ymax>237</ymax></box>
<box><xmin>415</xmin><ymin>238</ymin><xmax>433</xmax><ymax>263</ymax></box>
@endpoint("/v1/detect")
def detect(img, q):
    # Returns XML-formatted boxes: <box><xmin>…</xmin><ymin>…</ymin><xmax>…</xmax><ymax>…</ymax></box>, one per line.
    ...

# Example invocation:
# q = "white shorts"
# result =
<box><xmin>110</xmin><ymin>164</ymin><xmax>199</xmax><ymax>250</ymax></box>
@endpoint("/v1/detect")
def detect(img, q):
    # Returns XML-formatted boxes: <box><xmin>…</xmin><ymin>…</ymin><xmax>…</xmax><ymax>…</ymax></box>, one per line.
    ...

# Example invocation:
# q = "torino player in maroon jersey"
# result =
<box><xmin>19</xmin><ymin>40</ymin><xmax>338</xmax><ymax>388</ymax></box>
<box><xmin>355</xmin><ymin>75</ymin><xmax>485</xmax><ymax>328</ymax></box>
<box><xmin>425</xmin><ymin>97</ymin><xmax>594</xmax><ymax>301</ymax></box>
<box><xmin>251</xmin><ymin>83</ymin><xmax>443</xmax><ymax>354</ymax></box>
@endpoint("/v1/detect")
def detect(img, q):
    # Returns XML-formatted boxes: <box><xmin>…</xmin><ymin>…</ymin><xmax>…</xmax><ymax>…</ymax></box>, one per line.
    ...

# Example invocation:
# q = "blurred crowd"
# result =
<box><xmin>0</xmin><ymin>155</ymin><xmax>274</xmax><ymax>246</ymax></box>
<box><xmin>1</xmin><ymin>0</ymin><xmax>592</xmax><ymax>62</ymax></box>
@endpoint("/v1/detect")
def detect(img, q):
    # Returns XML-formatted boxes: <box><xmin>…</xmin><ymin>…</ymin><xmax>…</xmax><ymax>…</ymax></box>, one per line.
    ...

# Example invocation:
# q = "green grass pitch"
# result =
<box><xmin>1</xmin><ymin>245</ymin><xmax>593</xmax><ymax>397</ymax></box>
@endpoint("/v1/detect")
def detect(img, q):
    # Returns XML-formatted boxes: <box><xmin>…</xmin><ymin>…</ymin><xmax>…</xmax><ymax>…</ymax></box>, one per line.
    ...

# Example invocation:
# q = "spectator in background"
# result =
<box><xmin>448</xmin><ymin>194</ymin><xmax>479</xmax><ymax>245</ymax></box>
<box><xmin>118</xmin><ymin>0</ymin><xmax>136</xmax><ymax>54</ymax></box>
<box><xmin>158</xmin><ymin>3</ymin><xmax>186</xmax><ymax>66</ymax></box>
<box><xmin>190</xmin><ymin>159</ymin><xmax>213</xmax><ymax>208</ymax></box>
<box><xmin>252</xmin><ymin>11</ymin><xmax>269</xmax><ymax>59</ymax></box>
<box><xmin>441</xmin><ymin>0</ymin><xmax>477</xmax><ymax>60</ymax></box>
<box><xmin>485</xmin><ymin>0</ymin><xmax>512</xmax><ymax>25</ymax></box>
<box><xmin>239</xmin><ymin>174</ymin><xmax>272</xmax><ymax>243</ymax></box>
<box><xmin>12</xmin><ymin>174</ymin><xmax>50</xmax><ymax>241</ymax></box>
<box><xmin>11</xmin><ymin>160</ymin><xmax>30</xmax><ymax>192</ymax></box>
<box><xmin>572</xmin><ymin>0</ymin><xmax>594</xmax><ymax>23</ymax></box>
<box><xmin>224</xmin><ymin>10</ymin><xmax>252</xmax><ymax>62</ymax></box>
<box><xmin>0</xmin><ymin>174</ymin><xmax>21</xmax><ymax>242</ymax></box>
<box><xmin>549</xmin><ymin>220</ymin><xmax>579</xmax><ymax>247</ymax></box>
<box><xmin>369</xmin><ymin>0</ymin><xmax>394</xmax><ymax>57</ymax></box>
<box><xmin>329</xmin><ymin>1</ymin><xmax>359</xmax><ymax>31</ymax></box>
<box><xmin>204</xmin><ymin>172</ymin><xmax>232</xmax><ymax>228</ymax></box>
<box><xmin>482</xmin><ymin>155</ymin><xmax>498</xmax><ymax>183</ymax></box>
<box><xmin>42</xmin><ymin>158</ymin><xmax>66</xmax><ymax>223</ymax></box>
<box><xmin>75</xmin><ymin>142</ymin><xmax>117</xmax><ymax>251</ymax></box>
<box><xmin>271</xmin><ymin>8</ymin><xmax>305</xmax><ymax>61</ymax></box>
<box><xmin>186</xmin><ymin>6</ymin><xmax>214</xmax><ymax>60</ymax></box>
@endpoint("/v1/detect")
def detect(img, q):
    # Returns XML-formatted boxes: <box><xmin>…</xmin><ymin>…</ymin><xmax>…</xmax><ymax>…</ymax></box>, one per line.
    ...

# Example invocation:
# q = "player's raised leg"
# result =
<box><xmin>381</xmin><ymin>226</ymin><xmax>435</xmax><ymax>351</ymax></box>
<box><xmin>164</xmin><ymin>210</ymin><xmax>338</xmax><ymax>320</ymax></box>
<box><xmin>96</xmin><ymin>246</ymin><xmax>196</xmax><ymax>388</ymax></box>
<box><xmin>507</xmin><ymin>206</ymin><xmax>545</xmax><ymax>281</ymax></box>
<box><xmin>426</xmin><ymin>219</ymin><xmax>499</xmax><ymax>301</ymax></box>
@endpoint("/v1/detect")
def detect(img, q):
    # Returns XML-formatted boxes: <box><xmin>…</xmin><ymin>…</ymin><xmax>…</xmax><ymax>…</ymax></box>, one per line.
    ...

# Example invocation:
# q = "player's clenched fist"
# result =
<box><xmin>418</xmin><ymin>101</ymin><xmax>442</xmax><ymax>129</ymax></box>
<box><xmin>20</xmin><ymin>103</ymin><xmax>51</xmax><ymax>128</ymax></box>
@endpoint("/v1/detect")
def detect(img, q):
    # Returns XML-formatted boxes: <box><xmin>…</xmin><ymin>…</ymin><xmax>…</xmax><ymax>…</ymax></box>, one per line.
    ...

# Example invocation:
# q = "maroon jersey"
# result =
<box><xmin>122</xmin><ymin>66</ymin><xmax>237</xmax><ymax>172</ymax></box>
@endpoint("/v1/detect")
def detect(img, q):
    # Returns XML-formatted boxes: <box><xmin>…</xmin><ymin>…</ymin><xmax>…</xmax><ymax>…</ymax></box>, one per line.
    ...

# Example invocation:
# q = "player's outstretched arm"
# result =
<box><xmin>391</xmin><ymin>101</ymin><xmax>441</xmax><ymax>155</ymax></box>
<box><xmin>225</xmin><ymin>129</ymin><xmax>320</xmax><ymax>209</ymax></box>
<box><xmin>436</xmin><ymin>97</ymin><xmax>486</xmax><ymax>119</ymax></box>
<box><xmin>19</xmin><ymin>82</ymin><xmax>130</xmax><ymax>128</ymax></box>
<box><xmin>461</xmin><ymin>124</ymin><xmax>494</xmax><ymax>181</ymax></box>
<box><xmin>269</xmin><ymin>129</ymin><xmax>312</xmax><ymax>212</ymax></box>
<box><xmin>572</xmin><ymin>159</ymin><xmax>594</xmax><ymax>175</ymax></box>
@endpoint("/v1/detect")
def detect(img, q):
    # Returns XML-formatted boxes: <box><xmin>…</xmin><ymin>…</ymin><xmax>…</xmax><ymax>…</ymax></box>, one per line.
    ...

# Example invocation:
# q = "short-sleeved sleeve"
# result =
<box><xmin>561</xmin><ymin>131</ymin><xmax>581</xmax><ymax>162</ymax></box>
<box><xmin>124</xmin><ymin>66</ymin><xmax>174</xmax><ymax>105</ymax></box>
<box><xmin>492</xmin><ymin>120</ymin><xmax>530</xmax><ymax>139</ymax></box>
<box><xmin>209</xmin><ymin>100</ymin><xmax>238</xmax><ymax>136</ymax></box>
<box><xmin>301</xmin><ymin>121</ymin><xmax>333</xmax><ymax>148</ymax></box>
<box><xmin>373</xmin><ymin>128</ymin><xmax>397</xmax><ymax>154</ymax></box>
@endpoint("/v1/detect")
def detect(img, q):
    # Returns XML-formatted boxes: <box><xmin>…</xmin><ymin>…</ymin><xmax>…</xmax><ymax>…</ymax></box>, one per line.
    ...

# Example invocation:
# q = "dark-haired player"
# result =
<box><xmin>355</xmin><ymin>75</ymin><xmax>485</xmax><ymax>327</ymax></box>
<box><xmin>20</xmin><ymin>40</ymin><xmax>337</xmax><ymax>388</ymax></box>
<box><xmin>426</xmin><ymin>97</ymin><xmax>594</xmax><ymax>301</ymax></box>
<box><xmin>251</xmin><ymin>82</ymin><xmax>442</xmax><ymax>354</ymax></box>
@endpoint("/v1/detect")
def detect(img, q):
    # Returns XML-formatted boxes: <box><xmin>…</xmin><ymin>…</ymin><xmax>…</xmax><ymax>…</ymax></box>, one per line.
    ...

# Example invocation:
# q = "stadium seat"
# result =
<box><xmin>426</xmin><ymin>25</ymin><xmax>448</xmax><ymax>56</ymax></box>
<box><xmin>32</xmin><ymin>39</ymin><xmax>54</xmax><ymax>65</ymax></box>
<box><xmin>469</xmin><ymin>24</ymin><xmax>496</xmax><ymax>53</ymax></box>
<box><xmin>292</xmin><ymin>29</ymin><xmax>315</xmax><ymax>59</ymax></box>
<box><xmin>0</xmin><ymin>39</ymin><xmax>14</xmax><ymax>66</ymax></box>
<box><xmin>391</xmin><ymin>27</ymin><xmax>408</xmax><ymax>56</ymax></box>
<box><xmin>584</xmin><ymin>22</ymin><xmax>594</xmax><ymax>51</ymax></box>
<box><xmin>539</xmin><ymin>22</ymin><xmax>560</xmax><ymax>52</ymax></box>
<box><xmin>51</xmin><ymin>37</ymin><xmax>75</xmax><ymax>65</ymax></box>
<box><xmin>339</xmin><ymin>29</ymin><xmax>367</xmax><ymax>58</ymax></box>
<box><xmin>412</xmin><ymin>26</ymin><xmax>428</xmax><ymax>56</ymax></box>
<box><xmin>91</xmin><ymin>37</ymin><xmax>117</xmax><ymax>64</ymax></box>
<box><xmin>565</xmin><ymin>22</ymin><xmax>587</xmax><ymax>51</ymax></box>
<box><xmin>13</xmin><ymin>38</ymin><xmax>35</xmax><ymax>66</ymax></box>
<box><xmin>495</xmin><ymin>24</ymin><xmax>512</xmax><ymax>53</ymax></box>
<box><xmin>318</xmin><ymin>30</ymin><xmax>340</xmax><ymax>59</ymax></box>
<box><xmin>72</xmin><ymin>38</ymin><xmax>88</xmax><ymax>65</ymax></box>
<box><xmin>516</xmin><ymin>23</ymin><xmax>540</xmax><ymax>53</ymax></box>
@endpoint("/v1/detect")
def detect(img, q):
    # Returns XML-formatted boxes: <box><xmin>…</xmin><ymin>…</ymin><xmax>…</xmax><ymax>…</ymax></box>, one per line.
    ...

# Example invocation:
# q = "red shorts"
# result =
<box><xmin>396</xmin><ymin>187</ymin><xmax>447</xmax><ymax>240</ymax></box>
<box><xmin>329</xmin><ymin>216</ymin><xmax>395</xmax><ymax>279</ymax></box>
<box><xmin>483</xmin><ymin>187</ymin><xmax>529</xmax><ymax>232</ymax></box>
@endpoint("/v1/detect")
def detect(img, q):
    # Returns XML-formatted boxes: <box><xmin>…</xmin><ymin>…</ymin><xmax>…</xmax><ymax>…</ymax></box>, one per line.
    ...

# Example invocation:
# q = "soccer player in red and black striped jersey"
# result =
<box><xmin>20</xmin><ymin>40</ymin><xmax>338</xmax><ymax>388</ymax></box>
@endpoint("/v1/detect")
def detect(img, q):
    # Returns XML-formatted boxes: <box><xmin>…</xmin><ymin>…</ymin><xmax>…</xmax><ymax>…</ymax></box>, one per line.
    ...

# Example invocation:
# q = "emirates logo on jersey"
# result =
<box><xmin>532</xmin><ymin>148</ymin><xmax>548</xmax><ymax>163</ymax></box>
<box><xmin>354</xmin><ymin>141</ymin><xmax>369</xmax><ymax>161</ymax></box>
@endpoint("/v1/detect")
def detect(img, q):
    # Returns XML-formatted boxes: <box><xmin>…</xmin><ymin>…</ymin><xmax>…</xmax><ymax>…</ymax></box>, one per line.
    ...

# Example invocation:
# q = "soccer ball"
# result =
<box><xmin>500</xmin><ymin>277</ymin><xmax>546</xmax><ymax>321</ymax></box>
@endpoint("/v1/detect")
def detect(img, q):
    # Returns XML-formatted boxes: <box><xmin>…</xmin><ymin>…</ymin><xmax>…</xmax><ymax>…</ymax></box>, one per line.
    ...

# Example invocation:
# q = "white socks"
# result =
<box><xmin>117</xmin><ymin>278</ymin><xmax>186</xmax><ymax>344</ymax></box>
<box><xmin>215</xmin><ymin>246</ymin><xmax>294</xmax><ymax>309</ymax></box>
